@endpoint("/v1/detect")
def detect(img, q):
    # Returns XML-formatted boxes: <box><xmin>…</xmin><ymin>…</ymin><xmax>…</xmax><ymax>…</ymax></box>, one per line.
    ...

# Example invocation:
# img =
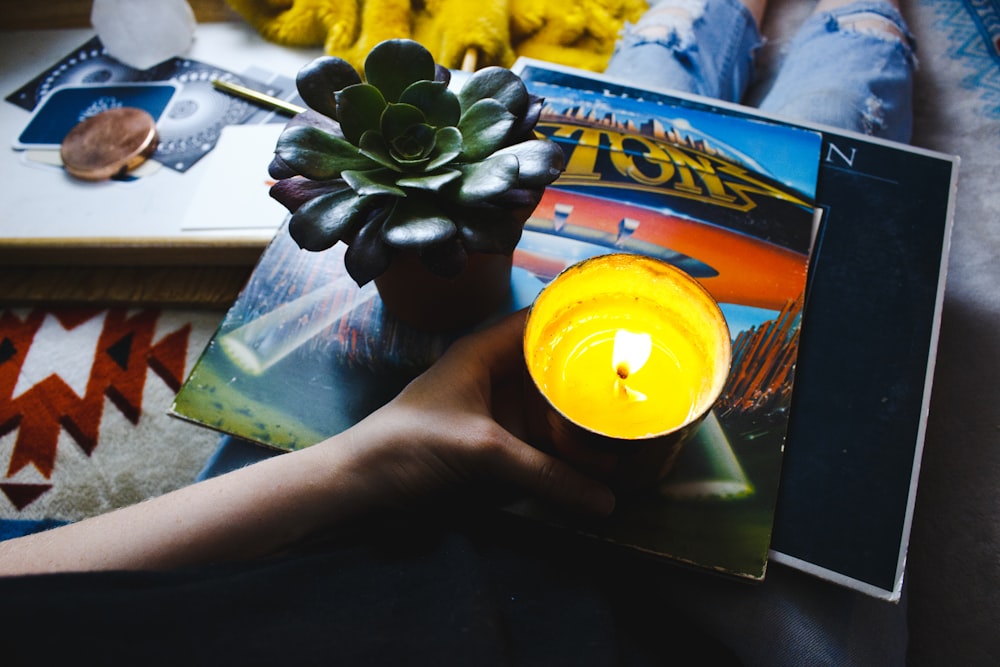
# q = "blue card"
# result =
<box><xmin>14</xmin><ymin>82</ymin><xmax>179</xmax><ymax>149</ymax></box>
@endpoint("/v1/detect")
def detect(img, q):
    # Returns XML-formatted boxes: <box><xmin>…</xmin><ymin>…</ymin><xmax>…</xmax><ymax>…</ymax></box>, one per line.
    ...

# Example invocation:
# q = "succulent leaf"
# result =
<box><xmin>358</xmin><ymin>131</ymin><xmax>401</xmax><ymax>171</ymax></box>
<box><xmin>424</xmin><ymin>127</ymin><xmax>463</xmax><ymax>170</ymax></box>
<box><xmin>508</xmin><ymin>95</ymin><xmax>544</xmax><ymax>142</ymax></box>
<box><xmin>335</xmin><ymin>84</ymin><xmax>386</xmax><ymax>145</ymax></box>
<box><xmin>457</xmin><ymin>67</ymin><xmax>529</xmax><ymax>117</ymax></box>
<box><xmin>289</xmin><ymin>189</ymin><xmax>376</xmax><ymax>251</ymax></box>
<box><xmin>270</xmin><ymin>111</ymin><xmax>346</xmax><ymax>178</ymax></box>
<box><xmin>342</xmin><ymin>168</ymin><xmax>407</xmax><ymax>197</ymax></box>
<box><xmin>268</xmin><ymin>153</ymin><xmax>296</xmax><ymax>180</ymax></box>
<box><xmin>381</xmin><ymin>103</ymin><xmax>426</xmax><ymax>138</ymax></box>
<box><xmin>277</xmin><ymin>125</ymin><xmax>374</xmax><ymax>179</ymax></box>
<box><xmin>270</xmin><ymin>177</ymin><xmax>351</xmax><ymax>213</ymax></box>
<box><xmin>457</xmin><ymin>100</ymin><xmax>516</xmax><ymax>161</ymax></box>
<box><xmin>493</xmin><ymin>139</ymin><xmax>566</xmax><ymax>187</ymax></box>
<box><xmin>433</xmin><ymin>64</ymin><xmax>451</xmax><ymax>86</ymax></box>
<box><xmin>399</xmin><ymin>80</ymin><xmax>461</xmax><ymax>128</ymax></box>
<box><xmin>396</xmin><ymin>168</ymin><xmax>461</xmax><ymax>191</ymax></box>
<box><xmin>295</xmin><ymin>56</ymin><xmax>362</xmax><ymax>119</ymax></box>
<box><xmin>364</xmin><ymin>39</ymin><xmax>436</xmax><ymax>103</ymax></box>
<box><xmin>458</xmin><ymin>212</ymin><xmax>525</xmax><ymax>254</ymax></box>
<box><xmin>453</xmin><ymin>154</ymin><xmax>519</xmax><ymax>204</ymax></box>
<box><xmin>381</xmin><ymin>196</ymin><xmax>457</xmax><ymax>249</ymax></box>
<box><xmin>344</xmin><ymin>209</ymin><xmax>393</xmax><ymax>285</ymax></box>
<box><xmin>285</xmin><ymin>108</ymin><xmax>346</xmax><ymax>136</ymax></box>
<box><xmin>485</xmin><ymin>186</ymin><xmax>546</xmax><ymax>209</ymax></box>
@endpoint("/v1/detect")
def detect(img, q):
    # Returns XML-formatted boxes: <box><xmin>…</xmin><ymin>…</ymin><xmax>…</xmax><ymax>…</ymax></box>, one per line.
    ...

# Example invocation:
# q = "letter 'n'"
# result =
<box><xmin>825</xmin><ymin>142</ymin><xmax>856</xmax><ymax>167</ymax></box>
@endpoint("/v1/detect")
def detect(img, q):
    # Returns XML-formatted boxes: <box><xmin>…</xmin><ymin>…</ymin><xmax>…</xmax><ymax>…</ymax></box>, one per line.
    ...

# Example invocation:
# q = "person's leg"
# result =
<box><xmin>604</xmin><ymin>0</ymin><xmax>767</xmax><ymax>103</ymax></box>
<box><xmin>758</xmin><ymin>0</ymin><xmax>916</xmax><ymax>142</ymax></box>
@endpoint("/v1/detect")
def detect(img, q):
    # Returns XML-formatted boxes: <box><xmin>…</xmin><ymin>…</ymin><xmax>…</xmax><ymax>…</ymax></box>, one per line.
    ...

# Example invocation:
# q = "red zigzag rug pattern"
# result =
<box><xmin>0</xmin><ymin>308</ymin><xmax>221</xmax><ymax>516</ymax></box>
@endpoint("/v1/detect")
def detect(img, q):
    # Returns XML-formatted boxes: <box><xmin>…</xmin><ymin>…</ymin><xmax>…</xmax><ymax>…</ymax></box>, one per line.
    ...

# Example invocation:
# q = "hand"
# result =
<box><xmin>340</xmin><ymin>309</ymin><xmax>616</xmax><ymax>517</ymax></box>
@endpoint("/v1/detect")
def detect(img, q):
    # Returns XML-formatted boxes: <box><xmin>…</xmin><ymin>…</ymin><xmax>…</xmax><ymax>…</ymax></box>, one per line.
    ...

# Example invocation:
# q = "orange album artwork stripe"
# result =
<box><xmin>527</xmin><ymin>189</ymin><xmax>808</xmax><ymax>311</ymax></box>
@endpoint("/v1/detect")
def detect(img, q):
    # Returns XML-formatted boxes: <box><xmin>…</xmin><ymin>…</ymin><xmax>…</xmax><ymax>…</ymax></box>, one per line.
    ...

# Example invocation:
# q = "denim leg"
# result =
<box><xmin>759</xmin><ymin>1</ymin><xmax>917</xmax><ymax>142</ymax></box>
<box><xmin>604</xmin><ymin>0</ymin><xmax>764</xmax><ymax>102</ymax></box>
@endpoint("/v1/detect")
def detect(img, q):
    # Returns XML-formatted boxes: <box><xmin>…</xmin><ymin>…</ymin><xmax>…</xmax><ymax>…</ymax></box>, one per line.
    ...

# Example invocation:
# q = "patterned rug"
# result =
<box><xmin>0</xmin><ymin>308</ymin><xmax>223</xmax><ymax>538</ymax></box>
<box><xmin>953</xmin><ymin>0</ymin><xmax>1000</xmax><ymax>81</ymax></box>
<box><xmin>923</xmin><ymin>0</ymin><xmax>1000</xmax><ymax>118</ymax></box>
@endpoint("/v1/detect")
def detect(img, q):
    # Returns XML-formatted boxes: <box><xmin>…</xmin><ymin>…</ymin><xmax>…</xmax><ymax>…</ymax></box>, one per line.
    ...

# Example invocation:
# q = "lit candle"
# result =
<box><xmin>612</xmin><ymin>329</ymin><xmax>652</xmax><ymax>402</ymax></box>
<box><xmin>523</xmin><ymin>253</ymin><xmax>731</xmax><ymax>489</ymax></box>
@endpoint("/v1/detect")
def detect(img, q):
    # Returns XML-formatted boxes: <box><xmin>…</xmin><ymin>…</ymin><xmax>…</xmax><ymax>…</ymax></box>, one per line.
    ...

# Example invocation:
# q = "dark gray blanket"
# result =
<box><xmin>759</xmin><ymin>2</ymin><xmax>1000</xmax><ymax>664</ymax></box>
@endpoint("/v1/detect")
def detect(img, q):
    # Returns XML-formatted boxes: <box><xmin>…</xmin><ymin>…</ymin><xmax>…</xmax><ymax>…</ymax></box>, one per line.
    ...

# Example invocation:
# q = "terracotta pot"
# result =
<box><xmin>374</xmin><ymin>251</ymin><xmax>513</xmax><ymax>332</ymax></box>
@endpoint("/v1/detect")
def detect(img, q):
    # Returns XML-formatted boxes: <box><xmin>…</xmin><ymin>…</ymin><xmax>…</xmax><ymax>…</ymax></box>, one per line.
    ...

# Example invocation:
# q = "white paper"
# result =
<box><xmin>179</xmin><ymin>123</ymin><xmax>287</xmax><ymax>232</ymax></box>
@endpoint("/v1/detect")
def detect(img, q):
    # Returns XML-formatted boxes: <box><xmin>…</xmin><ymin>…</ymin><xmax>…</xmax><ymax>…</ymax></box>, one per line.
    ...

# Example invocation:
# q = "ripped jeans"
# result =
<box><xmin>604</xmin><ymin>0</ymin><xmax>916</xmax><ymax>142</ymax></box>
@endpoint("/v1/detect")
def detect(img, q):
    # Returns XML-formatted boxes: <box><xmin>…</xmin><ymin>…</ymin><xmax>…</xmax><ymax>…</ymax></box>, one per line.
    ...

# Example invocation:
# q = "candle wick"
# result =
<box><xmin>616</xmin><ymin>363</ymin><xmax>629</xmax><ymax>379</ymax></box>
<box><xmin>614</xmin><ymin>377</ymin><xmax>647</xmax><ymax>402</ymax></box>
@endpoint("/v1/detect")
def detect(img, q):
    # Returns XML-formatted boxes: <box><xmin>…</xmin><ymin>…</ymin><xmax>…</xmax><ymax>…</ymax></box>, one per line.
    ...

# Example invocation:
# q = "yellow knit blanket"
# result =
<box><xmin>226</xmin><ymin>0</ymin><xmax>648</xmax><ymax>72</ymax></box>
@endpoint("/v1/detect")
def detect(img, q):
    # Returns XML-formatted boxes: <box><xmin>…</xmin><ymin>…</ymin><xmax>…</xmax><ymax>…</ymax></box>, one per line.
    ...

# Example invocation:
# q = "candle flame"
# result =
<box><xmin>612</xmin><ymin>329</ymin><xmax>652</xmax><ymax>378</ymax></box>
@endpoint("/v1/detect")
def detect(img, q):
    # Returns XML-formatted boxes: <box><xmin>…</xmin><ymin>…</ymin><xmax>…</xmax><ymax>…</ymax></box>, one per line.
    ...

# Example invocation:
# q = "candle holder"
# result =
<box><xmin>523</xmin><ymin>253</ymin><xmax>732</xmax><ymax>493</ymax></box>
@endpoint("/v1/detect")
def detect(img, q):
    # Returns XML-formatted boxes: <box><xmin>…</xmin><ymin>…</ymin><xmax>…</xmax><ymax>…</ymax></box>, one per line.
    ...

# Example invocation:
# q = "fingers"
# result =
<box><xmin>448</xmin><ymin>311</ymin><xmax>618</xmax><ymax>515</ymax></box>
<box><xmin>486</xmin><ymin>427</ymin><xmax>616</xmax><ymax>518</ymax></box>
<box><xmin>389</xmin><ymin>309</ymin><xmax>616</xmax><ymax>517</ymax></box>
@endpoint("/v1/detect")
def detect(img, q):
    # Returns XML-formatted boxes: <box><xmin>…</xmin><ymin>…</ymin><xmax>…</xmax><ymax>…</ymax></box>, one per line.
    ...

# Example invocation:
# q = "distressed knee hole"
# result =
<box><xmin>859</xmin><ymin>94</ymin><xmax>888</xmax><ymax>134</ymax></box>
<box><xmin>832</xmin><ymin>11</ymin><xmax>907</xmax><ymax>43</ymax></box>
<box><xmin>624</xmin><ymin>0</ymin><xmax>706</xmax><ymax>44</ymax></box>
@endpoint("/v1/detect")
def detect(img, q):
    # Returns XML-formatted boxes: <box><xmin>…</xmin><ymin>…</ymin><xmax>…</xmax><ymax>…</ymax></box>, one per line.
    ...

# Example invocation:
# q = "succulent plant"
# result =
<box><xmin>268</xmin><ymin>39</ymin><xmax>565</xmax><ymax>286</ymax></box>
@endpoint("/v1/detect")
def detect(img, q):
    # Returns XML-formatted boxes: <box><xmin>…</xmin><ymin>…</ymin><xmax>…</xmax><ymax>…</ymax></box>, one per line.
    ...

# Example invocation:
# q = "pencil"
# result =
<box><xmin>212</xmin><ymin>79</ymin><xmax>306</xmax><ymax>116</ymax></box>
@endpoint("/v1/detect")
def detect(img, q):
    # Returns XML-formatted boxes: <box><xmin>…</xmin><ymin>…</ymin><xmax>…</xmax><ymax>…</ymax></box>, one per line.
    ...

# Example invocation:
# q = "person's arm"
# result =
<box><xmin>0</xmin><ymin>310</ymin><xmax>615</xmax><ymax>575</ymax></box>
